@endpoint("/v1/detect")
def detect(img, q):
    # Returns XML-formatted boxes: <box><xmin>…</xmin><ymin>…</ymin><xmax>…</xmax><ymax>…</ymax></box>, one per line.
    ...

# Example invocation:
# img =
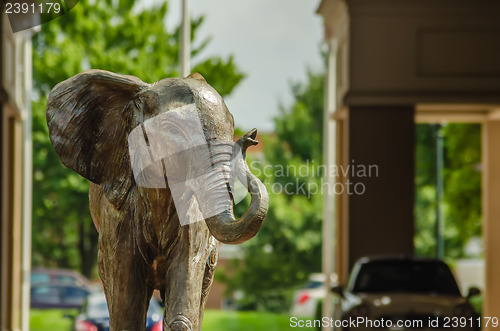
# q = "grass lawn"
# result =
<box><xmin>202</xmin><ymin>310</ymin><xmax>295</xmax><ymax>331</ymax></box>
<box><xmin>31</xmin><ymin>308</ymin><xmax>301</xmax><ymax>331</ymax></box>
<box><xmin>30</xmin><ymin>309</ymin><xmax>77</xmax><ymax>331</ymax></box>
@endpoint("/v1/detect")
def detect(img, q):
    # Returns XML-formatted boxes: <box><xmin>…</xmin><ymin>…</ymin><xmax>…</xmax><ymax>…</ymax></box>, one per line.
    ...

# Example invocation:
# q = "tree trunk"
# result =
<box><xmin>78</xmin><ymin>216</ymin><xmax>98</xmax><ymax>279</ymax></box>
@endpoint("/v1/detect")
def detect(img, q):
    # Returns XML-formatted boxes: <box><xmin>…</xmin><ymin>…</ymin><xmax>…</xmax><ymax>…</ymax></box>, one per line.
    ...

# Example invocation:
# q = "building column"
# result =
<box><xmin>1</xmin><ymin>12</ymin><xmax>36</xmax><ymax>331</ymax></box>
<box><xmin>334</xmin><ymin>110</ymin><xmax>349</xmax><ymax>284</ymax></box>
<box><xmin>482</xmin><ymin>119</ymin><xmax>500</xmax><ymax>328</ymax></box>
<box><xmin>346</xmin><ymin>106</ymin><xmax>415</xmax><ymax>270</ymax></box>
<box><xmin>1</xmin><ymin>108</ymin><xmax>23</xmax><ymax>331</ymax></box>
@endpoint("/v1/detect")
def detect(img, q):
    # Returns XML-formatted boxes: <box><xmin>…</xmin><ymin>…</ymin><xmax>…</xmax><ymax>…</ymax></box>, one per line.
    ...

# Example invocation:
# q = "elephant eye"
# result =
<box><xmin>167</xmin><ymin>126</ymin><xmax>181</xmax><ymax>136</ymax></box>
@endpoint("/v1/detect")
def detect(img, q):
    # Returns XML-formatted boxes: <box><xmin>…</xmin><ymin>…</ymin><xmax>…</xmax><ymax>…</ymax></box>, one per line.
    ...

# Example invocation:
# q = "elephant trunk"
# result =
<box><xmin>202</xmin><ymin>129</ymin><xmax>269</xmax><ymax>245</ymax></box>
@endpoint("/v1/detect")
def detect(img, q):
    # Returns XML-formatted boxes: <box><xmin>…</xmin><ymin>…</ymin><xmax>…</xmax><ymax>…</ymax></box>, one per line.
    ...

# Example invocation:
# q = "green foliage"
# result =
<box><xmin>469</xmin><ymin>294</ymin><xmax>483</xmax><ymax>316</ymax></box>
<box><xmin>273</xmin><ymin>72</ymin><xmax>324</xmax><ymax>162</ymax></box>
<box><xmin>414</xmin><ymin>124</ymin><xmax>482</xmax><ymax>259</ymax></box>
<box><xmin>32</xmin><ymin>0</ymin><xmax>244</xmax><ymax>277</ymax></box>
<box><xmin>222</xmin><ymin>70</ymin><xmax>325</xmax><ymax>312</ymax></box>
<box><xmin>415</xmin><ymin>124</ymin><xmax>439</xmax><ymax>257</ymax></box>
<box><xmin>442</xmin><ymin>123</ymin><xmax>482</xmax><ymax>258</ymax></box>
<box><xmin>30</xmin><ymin>309</ymin><xmax>76</xmax><ymax>331</ymax></box>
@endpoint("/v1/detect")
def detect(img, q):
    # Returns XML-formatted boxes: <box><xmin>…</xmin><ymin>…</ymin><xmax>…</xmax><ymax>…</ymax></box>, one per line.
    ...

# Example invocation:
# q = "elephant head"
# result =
<box><xmin>46</xmin><ymin>69</ymin><xmax>268</xmax><ymax>245</ymax></box>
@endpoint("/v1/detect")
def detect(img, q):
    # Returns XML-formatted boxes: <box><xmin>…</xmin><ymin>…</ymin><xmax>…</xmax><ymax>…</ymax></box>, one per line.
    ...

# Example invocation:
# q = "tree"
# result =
<box><xmin>442</xmin><ymin>124</ymin><xmax>482</xmax><ymax>258</ymax></box>
<box><xmin>32</xmin><ymin>0</ymin><xmax>244</xmax><ymax>277</ymax></box>
<box><xmin>414</xmin><ymin>124</ymin><xmax>439</xmax><ymax>257</ymax></box>
<box><xmin>221</xmin><ymin>70</ymin><xmax>325</xmax><ymax>312</ymax></box>
<box><xmin>414</xmin><ymin>124</ymin><xmax>482</xmax><ymax>259</ymax></box>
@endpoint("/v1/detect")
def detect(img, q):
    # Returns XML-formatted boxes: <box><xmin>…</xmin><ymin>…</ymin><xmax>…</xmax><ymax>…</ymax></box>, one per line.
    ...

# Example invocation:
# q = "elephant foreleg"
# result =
<box><xmin>198</xmin><ymin>236</ymin><xmax>219</xmax><ymax>322</ymax></box>
<box><xmin>97</xmin><ymin>198</ymin><xmax>153</xmax><ymax>331</ymax></box>
<box><xmin>163</xmin><ymin>220</ymin><xmax>211</xmax><ymax>331</ymax></box>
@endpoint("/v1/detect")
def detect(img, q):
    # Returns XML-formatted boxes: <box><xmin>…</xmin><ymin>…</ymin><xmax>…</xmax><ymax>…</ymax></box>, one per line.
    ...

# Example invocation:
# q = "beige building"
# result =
<box><xmin>1</xmin><ymin>11</ymin><xmax>36</xmax><ymax>331</ymax></box>
<box><xmin>317</xmin><ymin>0</ymin><xmax>500</xmax><ymax>328</ymax></box>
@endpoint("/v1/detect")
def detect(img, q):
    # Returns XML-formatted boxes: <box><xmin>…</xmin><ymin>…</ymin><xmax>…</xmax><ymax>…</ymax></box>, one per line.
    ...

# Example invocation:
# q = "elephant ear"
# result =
<box><xmin>46</xmin><ymin>69</ymin><xmax>148</xmax><ymax>209</ymax></box>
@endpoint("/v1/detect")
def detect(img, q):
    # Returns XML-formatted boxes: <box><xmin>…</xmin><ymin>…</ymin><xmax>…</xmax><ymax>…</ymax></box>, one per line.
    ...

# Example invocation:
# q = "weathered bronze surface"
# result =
<box><xmin>46</xmin><ymin>70</ymin><xmax>269</xmax><ymax>331</ymax></box>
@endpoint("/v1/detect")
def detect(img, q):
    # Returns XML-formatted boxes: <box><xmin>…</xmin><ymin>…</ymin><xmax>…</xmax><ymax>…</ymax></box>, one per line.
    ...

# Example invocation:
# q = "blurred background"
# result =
<box><xmin>2</xmin><ymin>0</ymin><xmax>499</xmax><ymax>330</ymax></box>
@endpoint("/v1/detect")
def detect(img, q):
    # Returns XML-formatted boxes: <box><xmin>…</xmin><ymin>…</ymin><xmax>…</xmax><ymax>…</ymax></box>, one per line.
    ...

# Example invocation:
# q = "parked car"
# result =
<box><xmin>30</xmin><ymin>283</ymin><xmax>91</xmax><ymax>309</ymax></box>
<box><xmin>71</xmin><ymin>291</ymin><xmax>163</xmax><ymax>331</ymax></box>
<box><xmin>331</xmin><ymin>256</ymin><xmax>480</xmax><ymax>330</ymax></box>
<box><xmin>31</xmin><ymin>268</ymin><xmax>93</xmax><ymax>289</ymax></box>
<box><xmin>291</xmin><ymin>273</ymin><xmax>337</xmax><ymax>317</ymax></box>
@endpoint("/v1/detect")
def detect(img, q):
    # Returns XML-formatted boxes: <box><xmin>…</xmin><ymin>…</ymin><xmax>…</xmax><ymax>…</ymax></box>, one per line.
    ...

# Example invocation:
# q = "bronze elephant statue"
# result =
<box><xmin>46</xmin><ymin>70</ymin><xmax>269</xmax><ymax>331</ymax></box>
